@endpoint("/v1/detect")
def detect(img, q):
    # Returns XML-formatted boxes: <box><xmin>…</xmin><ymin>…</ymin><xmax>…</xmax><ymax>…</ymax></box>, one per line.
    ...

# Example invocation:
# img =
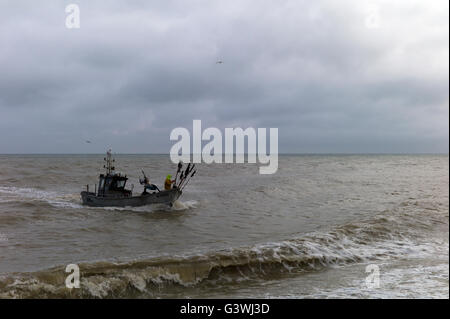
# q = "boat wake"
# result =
<box><xmin>0</xmin><ymin>186</ymin><xmax>83</xmax><ymax>209</ymax></box>
<box><xmin>0</xmin><ymin>186</ymin><xmax>198</xmax><ymax>213</ymax></box>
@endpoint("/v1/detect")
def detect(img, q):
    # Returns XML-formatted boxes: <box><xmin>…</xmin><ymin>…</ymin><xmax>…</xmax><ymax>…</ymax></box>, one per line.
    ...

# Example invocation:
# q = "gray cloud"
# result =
<box><xmin>0</xmin><ymin>0</ymin><xmax>448</xmax><ymax>153</ymax></box>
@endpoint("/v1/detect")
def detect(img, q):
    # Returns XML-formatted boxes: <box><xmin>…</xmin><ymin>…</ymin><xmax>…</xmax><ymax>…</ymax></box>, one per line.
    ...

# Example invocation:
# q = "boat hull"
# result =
<box><xmin>80</xmin><ymin>188</ymin><xmax>182</xmax><ymax>207</ymax></box>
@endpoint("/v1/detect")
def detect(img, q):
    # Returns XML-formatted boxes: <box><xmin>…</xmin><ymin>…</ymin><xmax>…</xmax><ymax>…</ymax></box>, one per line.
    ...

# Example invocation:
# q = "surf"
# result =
<box><xmin>0</xmin><ymin>209</ymin><xmax>445</xmax><ymax>298</ymax></box>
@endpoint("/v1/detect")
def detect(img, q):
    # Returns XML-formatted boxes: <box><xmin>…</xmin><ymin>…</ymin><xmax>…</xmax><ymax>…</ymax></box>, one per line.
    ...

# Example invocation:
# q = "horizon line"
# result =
<box><xmin>0</xmin><ymin>152</ymin><xmax>448</xmax><ymax>155</ymax></box>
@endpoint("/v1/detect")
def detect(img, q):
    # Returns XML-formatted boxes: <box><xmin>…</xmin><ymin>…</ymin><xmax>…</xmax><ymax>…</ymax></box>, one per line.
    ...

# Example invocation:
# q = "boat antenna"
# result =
<box><xmin>103</xmin><ymin>149</ymin><xmax>115</xmax><ymax>174</ymax></box>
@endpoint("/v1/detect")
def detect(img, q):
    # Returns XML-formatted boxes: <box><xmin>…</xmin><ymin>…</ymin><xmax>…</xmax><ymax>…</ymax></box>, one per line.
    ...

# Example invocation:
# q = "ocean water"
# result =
<box><xmin>0</xmin><ymin>154</ymin><xmax>448</xmax><ymax>298</ymax></box>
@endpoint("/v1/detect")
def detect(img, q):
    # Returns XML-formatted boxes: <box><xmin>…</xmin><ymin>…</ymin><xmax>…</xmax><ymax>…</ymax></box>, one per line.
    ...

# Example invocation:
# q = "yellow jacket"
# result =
<box><xmin>164</xmin><ymin>179</ymin><xmax>174</xmax><ymax>190</ymax></box>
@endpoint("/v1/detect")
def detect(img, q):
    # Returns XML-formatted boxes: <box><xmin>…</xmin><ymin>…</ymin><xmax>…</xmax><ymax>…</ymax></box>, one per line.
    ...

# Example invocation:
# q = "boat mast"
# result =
<box><xmin>103</xmin><ymin>149</ymin><xmax>115</xmax><ymax>175</ymax></box>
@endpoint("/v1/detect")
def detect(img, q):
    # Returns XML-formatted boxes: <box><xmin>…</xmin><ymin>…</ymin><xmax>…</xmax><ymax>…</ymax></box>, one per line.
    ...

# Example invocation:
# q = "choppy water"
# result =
<box><xmin>0</xmin><ymin>154</ymin><xmax>448</xmax><ymax>298</ymax></box>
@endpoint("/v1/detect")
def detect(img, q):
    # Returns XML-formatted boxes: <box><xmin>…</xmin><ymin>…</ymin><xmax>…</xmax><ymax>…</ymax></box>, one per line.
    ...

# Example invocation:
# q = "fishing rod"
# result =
<box><xmin>176</xmin><ymin>170</ymin><xmax>184</xmax><ymax>188</ymax></box>
<box><xmin>177</xmin><ymin>163</ymin><xmax>190</xmax><ymax>187</ymax></box>
<box><xmin>184</xmin><ymin>163</ymin><xmax>191</xmax><ymax>178</ymax></box>
<box><xmin>179</xmin><ymin>165</ymin><xmax>192</xmax><ymax>188</ymax></box>
<box><xmin>181</xmin><ymin>170</ymin><xmax>196</xmax><ymax>190</ymax></box>
<box><xmin>174</xmin><ymin>161</ymin><xmax>182</xmax><ymax>184</ymax></box>
<box><xmin>179</xmin><ymin>164</ymin><xmax>195</xmax><ymax>189</ymax></box>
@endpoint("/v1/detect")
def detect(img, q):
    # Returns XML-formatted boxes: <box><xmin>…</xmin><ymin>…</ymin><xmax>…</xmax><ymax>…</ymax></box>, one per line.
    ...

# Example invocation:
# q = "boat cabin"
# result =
<box><xmin>97</xmin><ymin>173</ymin><xmax>131</xmax><ymax>197</ymax></box>
<box><xmin>94</xmin><ymin>150</ymin><xmax>132</xmax><ymax>197</ymax></box>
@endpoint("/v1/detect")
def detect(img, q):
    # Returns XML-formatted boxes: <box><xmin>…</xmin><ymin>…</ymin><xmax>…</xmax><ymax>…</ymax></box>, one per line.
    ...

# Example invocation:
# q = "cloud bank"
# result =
<box><xmin>0</xmin><ymin>0</ymin><xmax>448</xmax><ymax>153</ymax></box>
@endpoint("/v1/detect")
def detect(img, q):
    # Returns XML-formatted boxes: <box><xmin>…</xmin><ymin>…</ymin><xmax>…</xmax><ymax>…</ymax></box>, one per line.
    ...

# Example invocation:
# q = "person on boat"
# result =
<box><xmin>144</xmin><ymin>182</ymin><xmax>159</xmax><ymax>193</ymax></box>
<box><xmin>140</xmin><ymin>172</ymin><xmax>159</xmax><ymax>193</ymax></box>
<box><xmin>164</xmin><ymin>174</ymin><xmax>175</xmax><ymax>190</ymax></box>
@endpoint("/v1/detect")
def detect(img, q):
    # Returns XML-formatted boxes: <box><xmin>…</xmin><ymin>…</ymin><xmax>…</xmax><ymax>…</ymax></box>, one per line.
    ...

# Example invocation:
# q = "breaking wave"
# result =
<box><xmin>0</xmin><ymin>208</ymin><xmax>446</xmax><ymax>298</ymax></box>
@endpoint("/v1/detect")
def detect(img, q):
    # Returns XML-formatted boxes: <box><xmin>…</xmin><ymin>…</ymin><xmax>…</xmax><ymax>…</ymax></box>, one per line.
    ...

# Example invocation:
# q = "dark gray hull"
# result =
<box><xmin>80</xmin><ymin>189</ymin><xmax>182</xmax><ymax>207</ymax></box>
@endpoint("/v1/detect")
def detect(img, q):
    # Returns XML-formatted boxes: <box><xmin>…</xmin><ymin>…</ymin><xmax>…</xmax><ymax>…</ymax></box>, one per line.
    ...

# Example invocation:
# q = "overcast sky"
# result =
<box><xmin>0</xmin><ymin>0</ymin><xmax>448</xmax><ymax>153</ymax></box>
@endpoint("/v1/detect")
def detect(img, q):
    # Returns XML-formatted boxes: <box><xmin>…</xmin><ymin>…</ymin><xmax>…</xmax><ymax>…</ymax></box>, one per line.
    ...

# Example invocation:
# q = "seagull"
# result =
<box><xmin>216</xmin><ymin>60</ymin><xmax>223</xmax><ymax>64</ymax></box>
<box><xmin>85</xmin><ymin>140</ymin><xmax>92</xmax><ymax>144</ymax></box>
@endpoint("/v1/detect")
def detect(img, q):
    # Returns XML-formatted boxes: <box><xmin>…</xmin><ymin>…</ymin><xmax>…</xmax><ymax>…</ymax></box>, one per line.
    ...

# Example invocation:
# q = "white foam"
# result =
<box><xmin>0</xmin><ymin>186</ymin><xmax>83</xmax><ymax>208</ymax></box>
<box><xmin>0</xmin><ymin>186</ymin><xmax>199</xmax><ymax>212</ymax></box>
<box><xmin>172</xmin><ymin>199</ymin><xmax>198</xmax><ymax>211</ymax></box>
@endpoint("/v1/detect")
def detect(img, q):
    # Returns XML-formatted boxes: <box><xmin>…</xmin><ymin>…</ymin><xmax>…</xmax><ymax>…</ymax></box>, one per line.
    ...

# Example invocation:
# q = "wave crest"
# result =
<box><xmin>0</xmin><ymin>212</ymin><xmax>444</xmax><ymax>298</ymax></box>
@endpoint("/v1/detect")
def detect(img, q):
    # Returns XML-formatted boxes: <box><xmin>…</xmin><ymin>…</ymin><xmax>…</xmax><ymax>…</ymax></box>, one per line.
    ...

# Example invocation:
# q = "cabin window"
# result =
<box><xmin>116</xmin><ymin>180</ymin><xmax>126</xmax><ymax>188</ymax></box>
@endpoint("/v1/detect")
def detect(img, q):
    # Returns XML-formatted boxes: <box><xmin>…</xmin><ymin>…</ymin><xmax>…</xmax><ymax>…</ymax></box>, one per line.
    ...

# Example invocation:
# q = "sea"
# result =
<box><xmin>0</xmin><ymin>154</ymin><xmax>448</xmax><ymax>298</ymax></box>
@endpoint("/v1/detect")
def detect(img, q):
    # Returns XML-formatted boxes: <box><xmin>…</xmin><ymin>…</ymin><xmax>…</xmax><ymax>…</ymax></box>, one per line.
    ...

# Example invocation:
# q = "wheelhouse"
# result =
<box><xmin>94</xmin><ymin>150</ymin><xmax>132</xmax><ymax>197</ymax></box>
<box><xmin>98</xmin><ymin>173</ymin><xmax>129</xmax><ymax>196</ymax></box>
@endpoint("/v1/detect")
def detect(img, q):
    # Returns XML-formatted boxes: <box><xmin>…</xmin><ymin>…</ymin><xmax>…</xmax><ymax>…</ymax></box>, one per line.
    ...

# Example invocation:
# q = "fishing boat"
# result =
<box><xmin>80</xmin><ymin>150</ymin><xmax>195</xmax><ymax>207</ymax></box>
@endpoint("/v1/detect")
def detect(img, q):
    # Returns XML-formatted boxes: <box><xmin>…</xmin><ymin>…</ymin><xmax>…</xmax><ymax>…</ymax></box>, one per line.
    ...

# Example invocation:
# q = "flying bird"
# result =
<box><xmin>216</xmin><ymin>60</ymin><xmax>223</xmax><ymax>64</ymax></box>
<box><xmin>85</xmin><ymin>140</ymin><xmax>92</xmax><ymax>144</ymax></box>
